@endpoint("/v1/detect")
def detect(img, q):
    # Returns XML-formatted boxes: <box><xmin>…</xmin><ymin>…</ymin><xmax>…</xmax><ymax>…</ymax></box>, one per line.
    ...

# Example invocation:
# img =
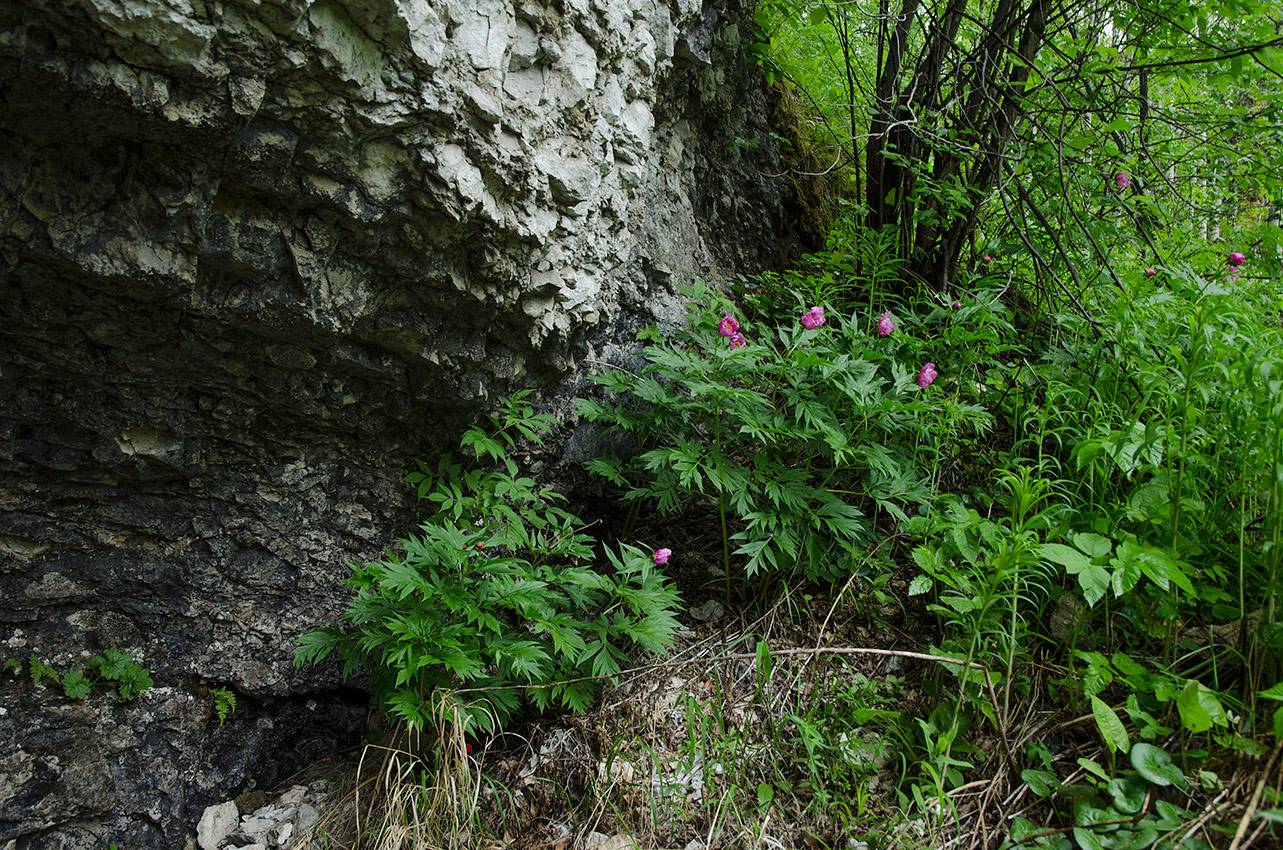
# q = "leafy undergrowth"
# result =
<box><xmin>297</xmin><ymin>578</ymin><xmax>1279</xmax><ymax>850</ymax></box>
<box><xmin>294</xmin><ymin>216</ymin><xmax>1283</xmax><ymax>850</ymax></box>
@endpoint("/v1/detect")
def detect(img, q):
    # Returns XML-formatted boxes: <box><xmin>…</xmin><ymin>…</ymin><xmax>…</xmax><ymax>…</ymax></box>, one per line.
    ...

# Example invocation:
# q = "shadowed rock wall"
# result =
<box><xmin>0</xmin><ymin>0</ymin><xmax>809</xmax><ymax>844</ymax></box>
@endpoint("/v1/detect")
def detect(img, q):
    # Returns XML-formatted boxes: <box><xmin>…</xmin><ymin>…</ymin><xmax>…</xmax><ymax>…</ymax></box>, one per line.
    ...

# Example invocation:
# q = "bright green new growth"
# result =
<box><xmin>7</xmin><ymin>649</ymin><xmax>153</xmax><ymax>702</ymax></box>
<box><xmin>295</xmin><ymin>392</ymin><xmax>682</xmax><ymax>735</ymax></box>
<box><xmin>212</xmin><ymin>686</ymin><xmax>236</xmax><ymax>726</ymax></box>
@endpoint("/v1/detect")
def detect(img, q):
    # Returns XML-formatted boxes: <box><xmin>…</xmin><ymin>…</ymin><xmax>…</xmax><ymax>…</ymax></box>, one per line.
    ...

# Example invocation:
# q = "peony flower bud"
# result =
<box><xmin>800</xmin><ymin>306</ymin><xmax>826</xmax><ymax>329</ymax></box>
<box><xmin>916</xmin><ymin>362</ymin><xmax>938</xmax><ymax>388</ymax></box>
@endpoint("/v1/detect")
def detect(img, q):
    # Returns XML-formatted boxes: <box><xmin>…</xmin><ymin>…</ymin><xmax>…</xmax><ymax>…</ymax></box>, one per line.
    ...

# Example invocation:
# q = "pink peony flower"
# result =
<box><xmin>729</xmin><ymin>332</ymin><xmax>746</xmax><ymax>349</ymax></box>
<box><xmin>1114</xmin><ymin>171</ymin><xmax>1132</xmax><ymax>189</ymax></box>
<box><xmin>718</xmin><ymin>313</ymin><xmax>740</xmax><ymax>337</ymax></box>
<box><xmin>916</xmin><ymin>362</ymin><xmax>938</xmax><ymax>388</ymax></box>
<box><xmin>652</xmin><ymin>548</ymin><xmax>672</xmax><ymax>565</ymax></box>
<box><xmin>800</xmin><ymin>305</ymin><xmax>826</xmax><ymax>329</ymax></box>
<box><xmin>1228</xmin><ymin>252</ymin><xmax>1246</xmax><ymax>267</ymax></box>
<box><xmin>876</xmin><ymin>311</ymin><xmax>895</xmax><ymax>336</ymax></box>
<box><xmin>1145</xmin><ymin>268</ymin><xmax>1156</xmax><ymax>277</ymax></box>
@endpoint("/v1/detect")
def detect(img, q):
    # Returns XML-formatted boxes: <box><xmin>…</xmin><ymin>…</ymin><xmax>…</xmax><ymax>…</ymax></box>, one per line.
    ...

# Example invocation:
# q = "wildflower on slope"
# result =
<box><xmin>1114</xmin><ymin>171</ymin><xmax>1132</xmax><ymax>189</ymax></box>
<box><xmin>653</xmin><ymin>548</ymin><xmax>672</xmax><ymax>565</ymax></box>
<box><xmin>729</xmin><ymin>331</ymin><xmax>746</xmax><ymax>349</ymax></box>
<box><xmin>800</xmin><ymin>305</ymin><xmax>826</xmax><ymax>329</ymax></box>
<box><xmin>1228</xmin><ymin>252</ymin><xmax>1246</xmax><ymax>267</ymax></box>
<box><xmin>917</xmin><ymin>362</ymin><xmax>938</xmax><ymax>388</ymax></box>
<box><xmin>718</xmin><ymin>313</ymin><xmax>740</xmax><ymax>337</ymax></box>
<box><xmin>877</xmin><ymin>311</ymin><xmax>895</xmax><ymax>336</ymax></box>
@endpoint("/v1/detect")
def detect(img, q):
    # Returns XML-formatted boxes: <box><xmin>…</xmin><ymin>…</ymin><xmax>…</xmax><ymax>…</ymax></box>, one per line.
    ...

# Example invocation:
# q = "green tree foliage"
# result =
<box><xmin>754</xmin><ymin>0</ymin><xmax>1283</xmax><ymax>293</ymax></box>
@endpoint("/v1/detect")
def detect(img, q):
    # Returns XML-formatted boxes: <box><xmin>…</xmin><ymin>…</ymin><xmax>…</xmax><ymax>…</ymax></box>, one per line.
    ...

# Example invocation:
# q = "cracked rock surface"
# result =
<box><xmin>0</xmin><ymin>0</ymin><xmax>809</xmax><ymax>844</ymax></box>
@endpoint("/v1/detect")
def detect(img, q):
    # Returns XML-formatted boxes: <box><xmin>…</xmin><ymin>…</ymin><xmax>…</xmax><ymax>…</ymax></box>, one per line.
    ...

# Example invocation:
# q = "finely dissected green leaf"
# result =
<box><xmin>28</xmin><ymin>655</ymin><xmax>60</xmax><ymax>687</ymax></box>
<box><xmin>1129</xmin><ymin>742</ymin><xmax>1184</xmax><ymax>787</ymax></box>
<box><xmin>1090</xmin><ymin>695</ymin><xmax>1130</xmax><ymax>754</ymax></box>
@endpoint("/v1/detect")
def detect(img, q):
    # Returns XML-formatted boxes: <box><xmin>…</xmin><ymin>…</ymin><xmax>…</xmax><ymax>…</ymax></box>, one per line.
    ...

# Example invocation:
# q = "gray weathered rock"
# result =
<box><xmin>197</xmin><ymin>801</ymin><xmax>239</xmax><ymax>850</ymax></box>
<box><xmin>0</xmin><ymin>0</ymin><xmax>812</xmax><ymax>843</ymax></box>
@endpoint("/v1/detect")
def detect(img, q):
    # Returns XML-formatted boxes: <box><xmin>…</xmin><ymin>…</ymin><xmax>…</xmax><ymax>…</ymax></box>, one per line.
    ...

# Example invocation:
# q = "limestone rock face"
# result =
<box><xmin>0</xmin><ymin>0</ymin><xmax>807</xmax><ymax>843</ymax></box>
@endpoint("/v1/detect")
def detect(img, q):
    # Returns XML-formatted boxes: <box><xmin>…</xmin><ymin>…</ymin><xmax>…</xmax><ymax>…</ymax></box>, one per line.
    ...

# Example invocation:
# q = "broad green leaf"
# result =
<box><xmin>1041</xmin><ymin>543</ymin><xmax>1109</xmax><ymax>606</ymax></box>
<box><xmin>1259</xmin><ymin>682</ymin><xmax>1283</xmax><ymax>701</ymax></box>
<box><xmin>1038</xmin><ymin>543</ymin><xmax>1093</xmax><ymax>572</ymax></box>
<box><xmin>1073</xmin><ymin>532</ymin><xmax>1113</xmax><ymax>559</ymax></box>
<box><xmin>1077</xmin><ymin>757</ymin><xmax>1109</xmax><ymax>781</ymax></box>
<box><xmin>756</xmin><ymin>783</ymin><xmax>774</xmax><ymax>806</ymax></box>
<box><xmin>1090</xmin><ymin>696</ymin><xmax>1130</xmax><ymax>754</ymax></box>
<box><xmin>908</xmin><ymin>575</ymin><xmax>933</xmax><ymax>596</ymax></box>
<box><xmin>1107</xmin><ymin>776</ymin><xmax>1147</xmax><ymax>814</ymax></box>
<box><xmin>61</xmin><ymin>670</ymin><xmax>92</xmax><ymax>700</ymax></box>
<box><xmin>1022</xmin><ymin>768</ymin><xmax>1060</xmax><ymax>797</ymax></box>
<box><xmin>1177</xmin><ymin>679</ymin><xmax>1213</xmax><ymax>733</ymax></box>
<box><xmin>1129</xmin><ymin>742</ymin><xmax>1184</xmax><ymax>787</ymax></box>
<box><xmin>1072</xmin><ymin>826</ymin><xmax>1106</xmax><ymax>850</ymax></box>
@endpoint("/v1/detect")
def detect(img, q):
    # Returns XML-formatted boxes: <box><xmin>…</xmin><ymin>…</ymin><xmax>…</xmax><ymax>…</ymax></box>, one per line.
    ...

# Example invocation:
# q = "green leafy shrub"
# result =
<box><xmin>295</xmin><ymin>393</ymin><xmax>681</xmax><ymax>734</ymax></box>
<box><xmin>579</xmin><ymin>282</ymin><xmax>991</xmax><ymax>586</ymax></box>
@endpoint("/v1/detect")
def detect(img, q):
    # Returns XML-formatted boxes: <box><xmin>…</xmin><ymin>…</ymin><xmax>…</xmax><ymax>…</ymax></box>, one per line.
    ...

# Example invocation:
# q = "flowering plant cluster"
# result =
<box><xmin>578</xmin><ymin>283</ymin><xmax>989</xmax><ymax>585</ymax></box>
<box><xmin>718</xmin><ymin>313</ymin><xmax>746</xmax><ymax>348</ymax></box>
